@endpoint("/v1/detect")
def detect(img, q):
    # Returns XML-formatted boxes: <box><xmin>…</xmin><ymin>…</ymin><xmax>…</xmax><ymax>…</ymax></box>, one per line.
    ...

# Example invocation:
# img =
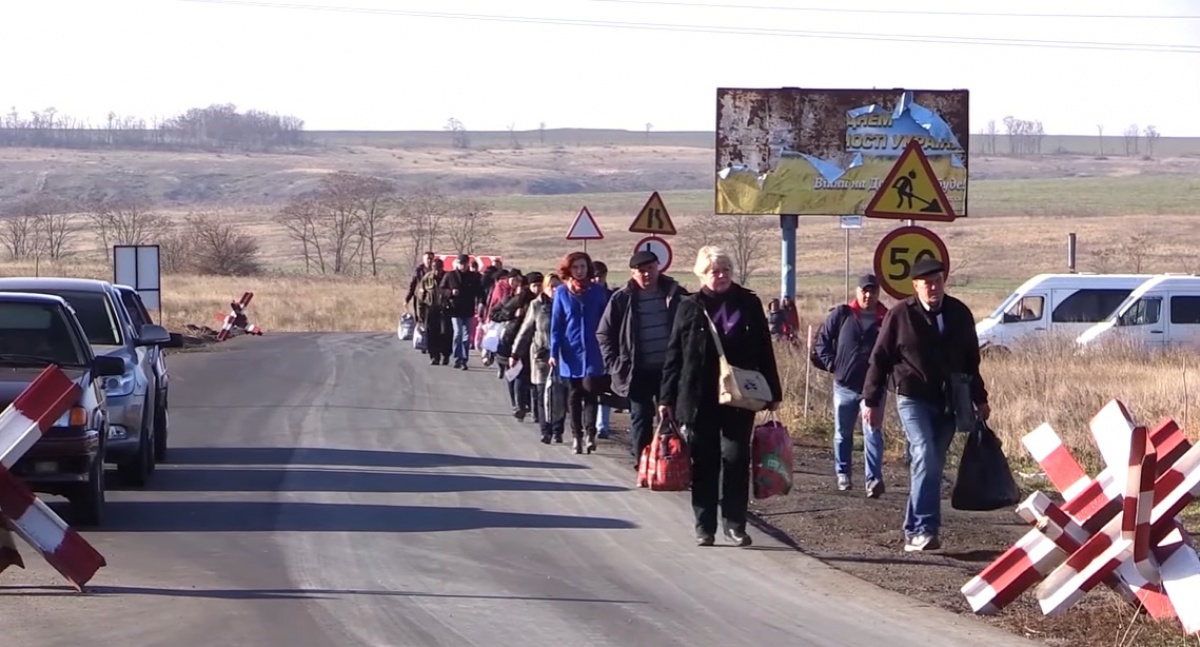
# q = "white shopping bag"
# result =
<box><xmin>398</xmin><ymin>313</ymin><xmax>415</xmax><ymax>341</ymax></box>
<box><xmin>504</xmin><ymin>359</ymin><xmax>524</xmax><ymax>382</ymax></box>
<box><xmin>412</xmin><ymin>324</ymin><xmax>427</xmax><ymax>350</ymax></box>
<box><xmin>481</xmin><ymin>322</ymin><xmax>504</xmax><ymax>353</ymax></box>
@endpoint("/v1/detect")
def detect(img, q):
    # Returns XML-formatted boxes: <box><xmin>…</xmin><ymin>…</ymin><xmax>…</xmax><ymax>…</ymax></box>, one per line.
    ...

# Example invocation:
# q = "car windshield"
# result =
<box><xmin>7</xmin><ymin>289</ymin><xmax>124</xmax><ymax>346</ymax></box>
<box><xmin>988</xmin><ymin>293</ymin><xmax>1019</xmax><ymax>319</ymax></box>
<box><xmin>0</xmin><ymin>301</ymin><xmax>88</xmax><ymax>366</ymax></box>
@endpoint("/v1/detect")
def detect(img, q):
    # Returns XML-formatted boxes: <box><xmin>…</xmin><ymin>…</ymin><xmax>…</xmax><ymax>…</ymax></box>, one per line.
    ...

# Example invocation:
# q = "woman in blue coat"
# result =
<box><xmin>549</xmin><ymin>251</ymin><xmax>610</xmax><ymax>454</ymax></box>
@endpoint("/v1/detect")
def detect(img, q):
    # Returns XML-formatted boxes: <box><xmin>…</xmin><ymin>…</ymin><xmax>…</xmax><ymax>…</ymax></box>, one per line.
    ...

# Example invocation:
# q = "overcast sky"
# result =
<box><xmin>4</xmin><ymin>0</ymin><xmax>1198</xmax><ymax>135</ymax></box>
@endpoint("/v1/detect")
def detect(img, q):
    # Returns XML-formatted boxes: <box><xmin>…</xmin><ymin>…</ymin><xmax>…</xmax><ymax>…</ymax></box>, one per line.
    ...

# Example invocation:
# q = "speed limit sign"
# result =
<box><xmin>872</xmin><ymin>226</ymin><xmax>951</xmax><ymax>299</ymax></box>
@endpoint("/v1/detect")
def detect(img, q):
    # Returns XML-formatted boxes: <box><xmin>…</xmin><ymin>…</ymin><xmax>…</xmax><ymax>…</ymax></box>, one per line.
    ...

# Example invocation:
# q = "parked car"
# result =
<box><xmin>1076</xmin><ymin>275</ymin><xmax>1200</xmax><ymax>350</ymax></box>
<box><xmin>0</xmin><ymin>278</ymin><xmax>171</xmax><ymax>486</ymax></box>
<box><xmin>114</xmin><ymin>284</ymin><xmax>181</xmax><ymax>462</ymax></box>
<box><xmin>975</xmin><ymin>273</ymin><xmax>1154</xmax><ymax>351</ymax></box>
<box><xmin>0</xmin><ymin>291</ymin><xmax>125</xmax><ymax>526</ymax></box>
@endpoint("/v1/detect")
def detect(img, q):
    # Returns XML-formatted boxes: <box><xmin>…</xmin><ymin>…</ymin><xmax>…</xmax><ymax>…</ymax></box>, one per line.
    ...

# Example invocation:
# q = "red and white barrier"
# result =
<box><xmin>0</xmin><ymin>367</ymin><xmax>107</xmax><ymax>591</ymax></box>
<box><xmin>962</xmin><ymin>398</ymin><xmax>1200</xmax><ymax>634</ymax></box>
<box><xmin>435</xmin><ymin>254</ymin><xmax>502</xmax><ymax>272</ymax></box>
<box><xmin>216</xmin><ymin>291</ymin><xmax>263</xmax><ymax>341</ymax></box>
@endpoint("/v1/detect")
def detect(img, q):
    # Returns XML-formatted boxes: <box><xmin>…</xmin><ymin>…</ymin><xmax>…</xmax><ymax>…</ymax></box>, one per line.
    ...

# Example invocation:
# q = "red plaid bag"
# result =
<box><xmin>637</xmin><ymin>419</ymin><xmax>691</xmax><ymax>491</ymax></box>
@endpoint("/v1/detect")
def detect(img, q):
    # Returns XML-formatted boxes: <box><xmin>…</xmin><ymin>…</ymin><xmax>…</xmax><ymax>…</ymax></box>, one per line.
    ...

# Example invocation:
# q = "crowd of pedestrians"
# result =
<box><xmin>404</xmin><ymin>248</ymin><xmax>989</xmax><ymax>554</ymax></box>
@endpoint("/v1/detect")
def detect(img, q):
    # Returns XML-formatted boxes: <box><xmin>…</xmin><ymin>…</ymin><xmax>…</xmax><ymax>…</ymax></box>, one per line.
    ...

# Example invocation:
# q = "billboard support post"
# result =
<box><xmin>780</xmin><ymin>215</ymin><xmax>797</xmax><ymax>301</ymax></box>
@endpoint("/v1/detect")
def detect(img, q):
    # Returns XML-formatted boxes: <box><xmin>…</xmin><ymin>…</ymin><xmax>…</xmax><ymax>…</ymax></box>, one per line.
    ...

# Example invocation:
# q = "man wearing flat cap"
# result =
<box><xmin>862</xmin><ymin>255</ymin><xmax>989</xmax><ymax>553</ymax></box>
<box><xmin>597</xmin><ymin>249</ymin><xmax>689</xmax><ymax>465</ymax></box>
<box><xmin>812</xmin><ymin>273</ymin><xmax>889</xmax><ymax>498</ymax></box>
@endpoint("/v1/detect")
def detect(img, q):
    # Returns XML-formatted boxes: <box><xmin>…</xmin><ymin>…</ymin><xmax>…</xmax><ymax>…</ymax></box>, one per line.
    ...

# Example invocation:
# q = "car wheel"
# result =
<box><xmin>154</xmin><ymin>393</ymin><xmax>168</xmax><ymax>463</ymax></box>
<box><xmin>118</xmin><ymin>398</ymin><xmax>154</xmax><ymax>486</ymax></box>
<box><xmin>69</xmin><ymin>452</ymin><xmax>105</xmax><ymax>528</ymax></box>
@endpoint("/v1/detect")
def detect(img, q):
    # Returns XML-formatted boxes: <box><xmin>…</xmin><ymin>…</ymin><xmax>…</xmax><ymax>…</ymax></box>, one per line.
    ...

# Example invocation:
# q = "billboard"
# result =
<box><xmin>715</xmin><ymin>88</ymin><xmax>970</xmax><ymax>216</ymax></box>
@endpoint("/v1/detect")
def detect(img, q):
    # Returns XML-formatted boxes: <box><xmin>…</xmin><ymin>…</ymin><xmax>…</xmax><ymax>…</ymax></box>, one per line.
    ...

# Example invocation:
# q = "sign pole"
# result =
<box><xmin>780</xmin><ymin>215</ymin><xmax>797</xmax><ymax>300</ymax></box>
<box><xmin>844</xmin><ymin>228</ymin><xmax>851</xmax><ymax>301</ymax></box>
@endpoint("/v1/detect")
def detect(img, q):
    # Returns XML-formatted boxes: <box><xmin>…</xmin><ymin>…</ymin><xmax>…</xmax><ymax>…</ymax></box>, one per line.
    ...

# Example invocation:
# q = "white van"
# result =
<box><xmin>1076</xmin><ymin>275</ymin><xmax>1200</xmax><ymax>349</ymax></box>
<box><xmin>975</xmin><ymin>273</ymin><xmax>1154</xmax><ymax>350</ymax></box>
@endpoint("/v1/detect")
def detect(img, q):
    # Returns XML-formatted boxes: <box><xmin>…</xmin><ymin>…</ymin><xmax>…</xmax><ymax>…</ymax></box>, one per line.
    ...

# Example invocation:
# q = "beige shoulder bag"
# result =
<box><xmin>701</xmin><ymin>307</ymin><xmax>773</xmax><ymax>411</ymax></box>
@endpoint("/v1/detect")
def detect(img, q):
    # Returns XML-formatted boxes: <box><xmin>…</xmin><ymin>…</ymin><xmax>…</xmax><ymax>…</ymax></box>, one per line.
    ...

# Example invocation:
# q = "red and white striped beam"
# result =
<box><xmin>0</xmin><ymin>366</ymin><xmax>107</xmax><ymax>591</ymax></box>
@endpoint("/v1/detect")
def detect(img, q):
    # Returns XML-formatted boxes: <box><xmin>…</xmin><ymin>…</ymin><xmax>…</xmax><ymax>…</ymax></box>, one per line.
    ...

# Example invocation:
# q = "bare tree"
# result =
<box><xmin>276</xmin><ymin>172</ymin><xmax>398</xmax><ymax>277</ymax></box>
<box><xmin>1121</xmin><ymin>232</ymin><xmax>1157</xmax><ymax>272</ymax></box>
<box><xmin>2</xmin><ymin>195</ymin><xmax>75</xmax><ymax>261</ymax></box>
<box><xmin>339</xmin><ymin>173</ymin><xmax>398</xmax><ymax>277</ymax></box>
<box><xmin>1001</xmin><ymin>116</ymin><xmax>1045</xmax><ymax>155</ymax></box>
<box><xmin>679</xmin><ymin>214</ymin><xmax>727</xmax><ymax>260</ymax></box>
<box><xmin>444</xmin><ymin>117</ymin><xmax>469</xmax><ymax>149</ymax></box>
<box><xmin>1123</xmin><ymin>124</ymin><xmax>1140</xmax><ymax>156</ymax></box>
<box><xmin>37</xmin><ymin>211</ymin><xmax>76</xmax><ymax>260</ymax></box>
<box><xmin>313</xmin><ymin>172</ymin><xmax>369</xmax><ymax>275</ymax></box>
<box><xmin>645</xmin><ymin>122</ymin><xmax>653</xmax><ymax>142</ymax></box>
<box><xmin>1097</xmin><ymin>125</ymin><xmax>1105</xmax><ymax>155</ymax></box>
<box><xmin>86</xmin><ymin>194</ymin><xmax>165</xmax><ymax>260</ymax></box>
<box><xmin>0</xmin><ymin>102</ymin><xmax>307</xmax><ymax>152</ymax></box>
<box><xmin>397</xmin><ymin>187</ymin><xmax>449</xmax><ymax>271</ymax></box>
<box><xmin>726</xmin><ymin>215</ymin><xmax>772</xmax><ymax>281</ymax></box>
<box><xmin>184</xmin><ymin>213</ymin><xmax>263</xmax><ymax>275</ymax></box>
<box><xmin>985</xmin><ymin>119</ymin><xmax>998</xmax><ymax>155</ymax></box>
<box><xmin>1143</xmin><ymin>125</ymin><xmax>1161</xmax><ymax>157</ymax></box>
<box><xmin>0</xmin><ymin>212</ymin><xmax>39</xmax><ymax>261</ymax></box>
<box><xmin>538</xmin><ymin>121</ymin><xmax>546</xmax><ymax>145</ymax></box>
<box><xmin>275</xmin><ymin>197</ymin><xmax>325</xmax><ymax>273</ymax></box>
<box><xmin>507</xmin><ymin>122</ymin><xmax>520</xmax><ymax>150</ymax></box>
<box><xmin>443</xmin><ymin>200</ymin><xmax>494</xmax><ymax>254</ymax></box>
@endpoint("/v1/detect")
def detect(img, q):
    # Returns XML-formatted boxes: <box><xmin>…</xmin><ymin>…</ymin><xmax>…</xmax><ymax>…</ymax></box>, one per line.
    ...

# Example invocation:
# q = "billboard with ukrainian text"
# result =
<box><xmin>715</xmin><ymin>88</ymin><xmax>970</xmax><ymax>216</ymax></box>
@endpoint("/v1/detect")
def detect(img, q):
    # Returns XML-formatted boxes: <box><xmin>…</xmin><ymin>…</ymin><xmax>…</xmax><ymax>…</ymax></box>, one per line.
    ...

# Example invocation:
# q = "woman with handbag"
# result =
<box><xmin>659</xmin><ymin>245</ymin><xmax>782</xmax><ymax>547</ymax></box>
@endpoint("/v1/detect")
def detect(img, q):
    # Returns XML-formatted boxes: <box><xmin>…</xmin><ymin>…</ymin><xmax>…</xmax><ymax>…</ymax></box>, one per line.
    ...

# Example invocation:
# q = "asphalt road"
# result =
<box><xmin>0</xmin><ymin>333</ymin><xmax>1042</xmax><ymax>647</ymax></box>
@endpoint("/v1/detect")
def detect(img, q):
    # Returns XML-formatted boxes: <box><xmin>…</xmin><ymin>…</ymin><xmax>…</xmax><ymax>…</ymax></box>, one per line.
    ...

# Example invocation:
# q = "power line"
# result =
<box><xmin>586</xmin><ymin>0</ymin><xmax>1200</xmax><ymax>20</ymax></box>
<box><xmin>170</xmin><ymin>0</ymin><xmax>1200</xmax><ymax>53</ymax></box>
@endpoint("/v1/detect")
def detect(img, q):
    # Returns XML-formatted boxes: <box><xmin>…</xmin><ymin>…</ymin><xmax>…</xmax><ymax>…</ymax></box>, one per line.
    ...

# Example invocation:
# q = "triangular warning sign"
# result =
<box><xmin>863</xmin><ymin>140</ymin><xmax>957</xmax><ymax>222</ymax></box>
<box><xmin>566</xmin><ymin>206</ymin><xmax>604</xmax><ymax>240</ymax></box>
<box><xmin>629</xmin><ymin>191</ymin><xmax>676</xmax><ymax>235</ymax></box>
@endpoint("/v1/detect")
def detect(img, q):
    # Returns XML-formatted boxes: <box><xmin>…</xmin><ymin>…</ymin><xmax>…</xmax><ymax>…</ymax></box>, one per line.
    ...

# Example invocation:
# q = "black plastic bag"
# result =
<box><xmin>951</xmin><ymin>420</ymin><xmax>1021</xmax><ymax>512</ymax></box>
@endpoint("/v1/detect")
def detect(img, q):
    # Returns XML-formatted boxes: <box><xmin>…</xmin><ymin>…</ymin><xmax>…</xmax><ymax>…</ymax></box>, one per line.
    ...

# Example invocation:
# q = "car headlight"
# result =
<box><xmin>104</xmin><ymin>373</ymin><xmax>135</xmax><ymax>398</ymax></box>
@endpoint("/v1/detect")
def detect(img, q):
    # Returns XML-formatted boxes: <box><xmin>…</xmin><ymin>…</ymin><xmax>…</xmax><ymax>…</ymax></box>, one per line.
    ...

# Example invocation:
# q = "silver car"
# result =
<box><xmin>114</xmin><ymin>284</ymin><xmax>180</xmax><ymax>462</ymax></box>
<box><xmin>0</xmin><ymin>277</ymin><xmax>171</xmax><ymax>486</ymax></box>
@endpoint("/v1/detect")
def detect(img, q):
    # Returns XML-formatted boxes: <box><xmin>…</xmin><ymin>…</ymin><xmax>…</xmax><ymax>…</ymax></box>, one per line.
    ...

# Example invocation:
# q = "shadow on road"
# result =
<box><xmin>149</xmin><ymin>467</ymin><xmax>627</xmax><ymax>494</ymax></box>
<box><xmin>167</xmin><ymin>447</ymin><xmax>584</xmax><ymax>470</ymax></box>
<box><xmin>99</xmin><ymin>501</ymin><xmax>639</xmax><ymax>533</ymax></box>
<box><xmin>0</xmin><ymin>584</ymin><xmax>648</xmax><ymax>605</ymax></box>
<box><xmin>173</xmin><ymin>403</ymin><xmax>542</xmax><ymax>420</ymax></box>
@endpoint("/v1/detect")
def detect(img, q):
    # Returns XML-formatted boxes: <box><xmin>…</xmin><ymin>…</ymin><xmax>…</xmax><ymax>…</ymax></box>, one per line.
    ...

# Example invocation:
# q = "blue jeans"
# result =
<box><xmin>450</xmin><ymin>317</ymin><xmax>471</xmax><ymax>364</ymax></box>
<box><xmin>598</xmin><ymin>404</ymin><xmax>611</xmax><ymax>431</ymax></box>
<box><xmin>895</xmin><ymin>395</ymin><xmax>956</xmax><ymax>538</ymax></box>
<box><xmin>833</xmin><ymin>383</ymin><xmax>883</xmax><ymax>483</ymax></box>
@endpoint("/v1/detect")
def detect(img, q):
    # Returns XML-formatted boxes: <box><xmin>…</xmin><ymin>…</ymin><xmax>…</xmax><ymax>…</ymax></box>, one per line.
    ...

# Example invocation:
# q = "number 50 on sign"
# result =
<box><xmin>872</xmin><ymin>226</ymin><xmax>951</xmax><ymax>300</ymax></box>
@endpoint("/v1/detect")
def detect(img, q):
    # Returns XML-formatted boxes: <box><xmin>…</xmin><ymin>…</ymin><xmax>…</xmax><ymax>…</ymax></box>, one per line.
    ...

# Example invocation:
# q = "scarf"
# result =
<box><xmin>567</xmin><ymin>277</ymin><xmax>588</xmax><ymax>294</ymax></box>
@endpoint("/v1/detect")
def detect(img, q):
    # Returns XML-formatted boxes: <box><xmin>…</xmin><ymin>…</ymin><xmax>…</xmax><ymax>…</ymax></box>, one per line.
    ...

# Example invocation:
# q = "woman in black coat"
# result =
<box><xmin>659</xmin><ymin>246</ymin><xmax>782</xmax><ymax>548</ymax></box>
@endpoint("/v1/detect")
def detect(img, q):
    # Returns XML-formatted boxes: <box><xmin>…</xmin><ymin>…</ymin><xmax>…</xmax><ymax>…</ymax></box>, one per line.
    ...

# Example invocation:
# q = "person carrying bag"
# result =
<box><xmin>700</xmin><ymin>308</ymin><xmax>774</xmax><ymax>411</ymax></box>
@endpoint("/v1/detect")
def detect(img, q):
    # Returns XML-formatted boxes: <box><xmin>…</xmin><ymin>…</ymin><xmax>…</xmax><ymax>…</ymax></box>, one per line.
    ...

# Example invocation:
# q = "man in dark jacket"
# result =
<box><xmin>440</xmin><ymin>253</ymin><xmax>485</xmax><ymax>370</ymax></box>
<box><xmin>813</xmin><ymin>273</ymin><xmax>887</xmax><ymax>498</ymax></box>
<box><xmin>404</xmin><ymin>251</ymin><xmax>437</xmax><ymax>308</ymax></box>
<box><xmin>597</xmin><ymin>250</ymin><xmax>688</xmax><ymax>465</ymax></box>
<box><xmin>863</xmin><ymin>257</ymin><xmax>990</xmax><ymax>553</ymax></box>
